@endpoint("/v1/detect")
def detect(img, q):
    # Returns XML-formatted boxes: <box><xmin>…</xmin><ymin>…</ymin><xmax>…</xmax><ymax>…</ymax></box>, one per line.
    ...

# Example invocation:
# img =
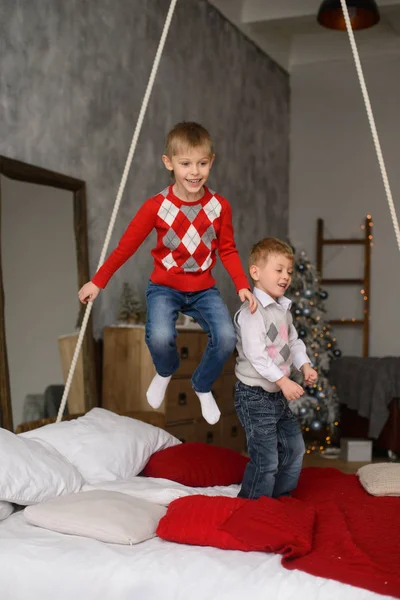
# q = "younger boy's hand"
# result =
<box><xmin>302</xmin><ymin>364</ymin><xmax>318</xmax><ymax>386</ymax></box>
<box><xmin>78</xmin><ymin>281</ymin><xmax>100</xmax><ymax>304</ymax></box>
<box><xmin>277</xmin><ymin>377</ymin><xmax>304</xmax><ymax>401</ymax></box>
<box><xmin>238</xmin><ymin>289</ymin><xmax>257</xmax><ymax>314</ymax></box>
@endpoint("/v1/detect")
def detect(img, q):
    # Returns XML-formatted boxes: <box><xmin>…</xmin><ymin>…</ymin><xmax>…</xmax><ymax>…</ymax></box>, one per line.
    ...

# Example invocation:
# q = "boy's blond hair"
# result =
<box><xmin>165</xmin><ymin>122</ymin><xmax>214</xmax><ymax>157</ymax></box>
<box><xmin>249</xmin><ymin>238</ymin><xmax>294</xmax><ymax>277</ymax></box>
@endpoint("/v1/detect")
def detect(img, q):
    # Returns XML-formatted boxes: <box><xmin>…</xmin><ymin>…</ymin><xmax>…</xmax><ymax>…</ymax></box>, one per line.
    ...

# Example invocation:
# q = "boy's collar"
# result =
<box><xmin>253</xmin><ymin>287</ymin><xmax>292</xmax><ymax>310</ymax></box>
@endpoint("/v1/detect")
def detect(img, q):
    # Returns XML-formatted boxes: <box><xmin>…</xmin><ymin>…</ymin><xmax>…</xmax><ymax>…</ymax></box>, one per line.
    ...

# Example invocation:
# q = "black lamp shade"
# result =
<box><xmin>317</xmin><ymin>0</ymin><xmax>380</xmax><ymax>30</ymax></box>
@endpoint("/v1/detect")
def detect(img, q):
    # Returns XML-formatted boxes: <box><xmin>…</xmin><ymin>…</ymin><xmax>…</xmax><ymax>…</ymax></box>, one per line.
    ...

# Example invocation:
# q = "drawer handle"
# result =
<box><xmin>180</xmin><ymin>346</ymin><xmax>189</xmax><ymax>359</ymax></box>
<box><xmin>206</xmin><ymin>432</ymin><xmax>214</xmax><ymax>444</ymax></box>
<box><xmin>178</xmin><ymin>393</ymin><xmax>187</xmax><ymax>406</ymax></box>
<box><xmin>231</xmin><ymin>426</ymin><xmax>238</xmax><ymax>438</ymax></box>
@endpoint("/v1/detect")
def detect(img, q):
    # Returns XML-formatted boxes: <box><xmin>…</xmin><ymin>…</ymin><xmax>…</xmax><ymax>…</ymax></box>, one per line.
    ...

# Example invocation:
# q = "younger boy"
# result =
<box><xmin>78</xmin><ymin>122</ymin><xmax>256</xmax><ymax>425</ymax></box>
<box><xmin>234</xmin><ymin>238</ymin><xmax>317</xmax><ymax>499</ymax></box>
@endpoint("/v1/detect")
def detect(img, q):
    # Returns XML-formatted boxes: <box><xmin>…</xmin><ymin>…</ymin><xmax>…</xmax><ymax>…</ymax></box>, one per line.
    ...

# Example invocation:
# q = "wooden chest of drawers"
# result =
<box><xmin>102</xmin><ymin>325</ymin><xmax>246</xmax><ymax>453</ymax></box>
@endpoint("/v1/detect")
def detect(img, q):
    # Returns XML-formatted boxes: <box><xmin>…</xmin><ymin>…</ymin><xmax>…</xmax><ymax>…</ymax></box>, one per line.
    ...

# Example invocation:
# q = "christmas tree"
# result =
<box><xmin>117</xmin><ymin>282</ymin><xmax>144</xmax><ymax>324</ymax></box>
<box><xmin>287</xmin><ymin>248</ymin><xmax>341</xmax><ymax>454</ymax></box>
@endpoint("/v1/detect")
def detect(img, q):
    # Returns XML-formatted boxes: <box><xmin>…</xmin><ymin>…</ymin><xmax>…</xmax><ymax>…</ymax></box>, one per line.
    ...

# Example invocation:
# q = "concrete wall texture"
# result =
<box><xmin>0</xmin><ymin>0</ymin><xmax>290</xmax><ymax>337</ymax></box>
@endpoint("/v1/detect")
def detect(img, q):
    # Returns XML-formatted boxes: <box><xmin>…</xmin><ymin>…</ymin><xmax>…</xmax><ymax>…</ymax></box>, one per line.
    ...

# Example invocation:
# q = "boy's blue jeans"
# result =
<box><xmin>235</xmin><ymin>381</ymin><xmax>305</xmax><ymax>499</ymax></box>
<box><xmin>145</xmin><ymin>281</ymin><xmax>236</xmax><ymax>393</ymax></box>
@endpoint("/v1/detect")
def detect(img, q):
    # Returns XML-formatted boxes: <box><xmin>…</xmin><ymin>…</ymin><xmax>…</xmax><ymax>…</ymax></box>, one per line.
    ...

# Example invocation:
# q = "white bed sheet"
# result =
<box><xmin>82</xmin><ymin>475</ymin><xmax>241</xmax><ymax>505</ymax></box>
<box><xmin>0</xmin><ymin>478</ymin><xmax>390</xmax><ymax>600</ymax></box>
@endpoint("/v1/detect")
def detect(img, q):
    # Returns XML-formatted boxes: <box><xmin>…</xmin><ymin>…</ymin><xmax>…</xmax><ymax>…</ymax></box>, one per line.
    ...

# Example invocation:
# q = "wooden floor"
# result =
<box><xmin>302</xmin><ymin>452</ymin><xmax>387</xmax><ymax>474</ymax></box>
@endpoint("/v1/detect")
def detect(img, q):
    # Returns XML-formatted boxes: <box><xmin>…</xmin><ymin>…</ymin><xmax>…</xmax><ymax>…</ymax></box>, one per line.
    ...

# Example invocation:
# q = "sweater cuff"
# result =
<box><xmin>91</xmin><ymin>272</ymin><xmax>108</xmax><ymax>289</ymax></box>
<box><xmin>234</xmin><ymin>274</ymin><xmax>251</xmax><ymax>294</ymax></box>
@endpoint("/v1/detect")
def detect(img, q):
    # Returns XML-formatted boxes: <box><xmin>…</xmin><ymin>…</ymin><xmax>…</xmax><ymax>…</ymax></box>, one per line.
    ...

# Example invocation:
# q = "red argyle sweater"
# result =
<box><xmin>92</xmin><ymin>185</ymin><xmax>249</xmax><ymax>293</ymax></box>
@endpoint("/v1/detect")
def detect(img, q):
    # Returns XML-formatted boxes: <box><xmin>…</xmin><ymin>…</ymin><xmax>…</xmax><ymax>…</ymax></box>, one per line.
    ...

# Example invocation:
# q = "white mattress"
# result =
<box><xmin>0</xmin><ymin>477</ymin><xmax>389</xmax><ymax>600</ymax></box>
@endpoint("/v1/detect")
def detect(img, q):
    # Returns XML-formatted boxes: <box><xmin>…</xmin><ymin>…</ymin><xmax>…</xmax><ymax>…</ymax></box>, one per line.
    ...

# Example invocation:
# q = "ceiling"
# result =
<box><xmin>208</xmin><ymin>0</ymin><xmax>400</xmax><ymax>70</ymax></box>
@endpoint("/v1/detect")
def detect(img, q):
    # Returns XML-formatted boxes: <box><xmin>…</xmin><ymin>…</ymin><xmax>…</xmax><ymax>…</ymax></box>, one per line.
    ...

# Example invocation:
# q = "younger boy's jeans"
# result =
<box><xmin>234</xmin><ymin>381</ymin><xmax>305</xmax><ymax>499</ymax></box>
<box><xmin>145</xmin><ymin>281</ymin><xmax>236</xmax><ymax>393</ymax></box>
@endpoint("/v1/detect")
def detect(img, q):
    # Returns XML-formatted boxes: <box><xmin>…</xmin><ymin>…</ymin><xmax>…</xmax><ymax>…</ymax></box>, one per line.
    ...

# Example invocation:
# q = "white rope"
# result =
<box><xmin>56</xmin><ymin>0</ymin><xmax>178</xmax><ymax>423</ymax></box>
<box><xmin>340</xmin><ymin>0</ymin><xmax>400</xmax><ymax>251</ymax></box>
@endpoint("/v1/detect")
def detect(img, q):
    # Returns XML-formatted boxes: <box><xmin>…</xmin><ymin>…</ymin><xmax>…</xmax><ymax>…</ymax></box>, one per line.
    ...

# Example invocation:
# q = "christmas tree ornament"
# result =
<box><xmin>299</xmin><ymin>328</ymin><xmax>307</xmax><ymax>338</ymax></box>
<box><xmin>303</xmin><ymin>307</ymin><xmax>311</xmax><ymax>317</ymax></box>
<box><xmin>311</xmin><ymin>420</ymin><xmax>323</xmax><ymax>431</ymax></box>
<box><xmin>334</xmin><ymin>349</ymin><xmax>342</xmax><ymax>358</ymax></box>
<box><xmin>304</xmin><ymin>289</ymin><xmax>314</xmax><ymax>298</ymax></box>
<box><xmin>319</xmin><ymin>290</ymin><xmax>329</xmax><ymax>300</ymax></box>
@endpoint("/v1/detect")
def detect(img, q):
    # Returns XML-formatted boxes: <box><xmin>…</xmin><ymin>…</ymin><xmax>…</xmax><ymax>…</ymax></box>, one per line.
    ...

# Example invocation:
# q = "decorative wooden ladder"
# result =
<box><xmin>316</xmin><ymin>217</ymin><xmax>372</xmax><ymax>357</ymax></box>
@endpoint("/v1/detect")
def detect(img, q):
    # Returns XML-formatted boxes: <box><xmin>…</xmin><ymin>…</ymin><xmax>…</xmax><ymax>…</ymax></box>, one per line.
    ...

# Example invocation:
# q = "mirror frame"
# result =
<box><xmin>0</xmin><ymin>156</ymin><xmax>99</xmax><ymax>430</ymax></box>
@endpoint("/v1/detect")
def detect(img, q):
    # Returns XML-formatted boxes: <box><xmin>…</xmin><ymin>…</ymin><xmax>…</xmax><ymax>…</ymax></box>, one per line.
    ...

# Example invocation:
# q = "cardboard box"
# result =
<box><xmin>340</xmin><ymin>438</ymin><xmax>372</xmax><ymax>462</ymax></box>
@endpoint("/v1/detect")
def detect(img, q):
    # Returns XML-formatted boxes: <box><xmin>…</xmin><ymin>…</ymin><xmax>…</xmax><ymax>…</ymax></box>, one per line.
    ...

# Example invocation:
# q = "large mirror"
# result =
<box><xmin>0</xmin><ymin>157</ymin><xmax>98</xmax><ymax>431</ymax></box>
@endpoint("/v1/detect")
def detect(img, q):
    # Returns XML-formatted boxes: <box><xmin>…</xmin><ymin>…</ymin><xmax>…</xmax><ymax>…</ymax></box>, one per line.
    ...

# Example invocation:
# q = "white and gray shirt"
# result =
<box><xmin>234</xmin><ymin>287</ymin><xmax>311</xmax><ymax>393</ymax></box>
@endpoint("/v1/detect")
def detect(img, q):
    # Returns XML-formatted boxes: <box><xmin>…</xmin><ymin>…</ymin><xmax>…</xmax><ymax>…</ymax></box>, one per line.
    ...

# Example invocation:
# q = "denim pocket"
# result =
<box><xmin>245</xmin><ymin>390</ymin><xmax>277</xmax><ymax>435</ymax></box>
<box><xmin>145</xmin><ymin>280</ymin><xmax>156</xmax><ymax>296</ymax></box>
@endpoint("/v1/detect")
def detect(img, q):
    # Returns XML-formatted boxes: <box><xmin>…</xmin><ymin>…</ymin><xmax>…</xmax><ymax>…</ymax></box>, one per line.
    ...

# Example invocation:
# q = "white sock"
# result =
<box><xmin>146</xmin><ymin>374</ymin><xmax>171</xmax><ymax>409</ymax></box>
<box><xmin>195</xmin><ymin>391</ymin><xmax>221</xmax><ymax>425</ymax></box>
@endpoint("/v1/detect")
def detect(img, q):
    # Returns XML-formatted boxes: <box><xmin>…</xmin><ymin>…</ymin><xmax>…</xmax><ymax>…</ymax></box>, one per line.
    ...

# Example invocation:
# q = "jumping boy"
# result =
<box><xmin>79</xmin><ymin>122</ymin><xmax>256</xmax><ymax>425</ymax></box>
<box><xmin>234</xmin><ymin>238</ymin><xmax>318</xmax><ymax>498</ymax></box>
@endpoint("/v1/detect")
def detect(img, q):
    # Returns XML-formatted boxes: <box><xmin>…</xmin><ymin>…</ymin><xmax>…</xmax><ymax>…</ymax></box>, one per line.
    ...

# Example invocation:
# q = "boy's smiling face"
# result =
<box><xmin>162</xmin><ymin>145</ymin><xmax>214</xmax><ymax>198</ymax></box>
<box><xmin>250</xmin><ymin>253</ymin><xmax>294</xmax><ymax>300</ymax></box>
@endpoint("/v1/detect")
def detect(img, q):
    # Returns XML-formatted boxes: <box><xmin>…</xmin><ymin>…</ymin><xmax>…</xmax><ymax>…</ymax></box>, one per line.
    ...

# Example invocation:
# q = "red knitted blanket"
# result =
<box><xmin>157</xmin><ymin>467</ymin><xmax>400</xmax><ymax>598</ymax></box>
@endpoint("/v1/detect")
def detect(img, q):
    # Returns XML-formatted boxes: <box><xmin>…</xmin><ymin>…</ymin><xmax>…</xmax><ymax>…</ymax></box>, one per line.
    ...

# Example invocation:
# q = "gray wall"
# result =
<box><xmin>290</xmin><ymin>57</ymin><xmax>400</xmax><ymax>357</ymax></box>
<box><xmin>0</xmin><ymin>0</ymin><xmax>289</xmax><ymax>338</ymax></box>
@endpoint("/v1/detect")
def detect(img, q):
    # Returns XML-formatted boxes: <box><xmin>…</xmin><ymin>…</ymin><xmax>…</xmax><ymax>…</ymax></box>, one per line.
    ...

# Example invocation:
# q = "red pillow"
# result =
<box><xmin>142</xmin><ymin>442</ymin><xmax>249</xmax><ymax>487</ymax></box>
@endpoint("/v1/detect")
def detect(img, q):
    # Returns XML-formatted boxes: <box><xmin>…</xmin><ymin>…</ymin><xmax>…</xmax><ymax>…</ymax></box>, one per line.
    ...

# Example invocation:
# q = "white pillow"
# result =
<box><xmin>358</xmin><ymin>463</ymin><xmax>400</xmax><ymax>496</ymax></box>
<box><xmin>22</xmin><ymin>408</ymin><xmax>180</xmax><ymax>484</ymax></box>
<box><xmin>0</xmin><ymin>428</ymin><xmax>84</xmax><ymax>505</ymax></box>
<box><xmin>24</xmin><ymin>490</ymin><xmax>167</xmax><ymax>545</ymax></box>
<box><xmin>0</xmin><ymin>501</ymin><xmax>14</xmax><ymax>521</ymax></box>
